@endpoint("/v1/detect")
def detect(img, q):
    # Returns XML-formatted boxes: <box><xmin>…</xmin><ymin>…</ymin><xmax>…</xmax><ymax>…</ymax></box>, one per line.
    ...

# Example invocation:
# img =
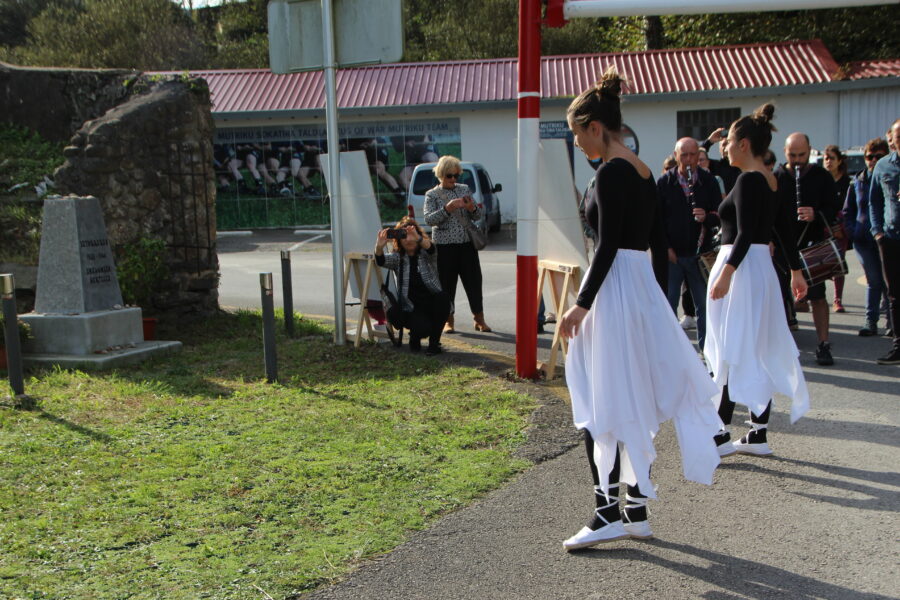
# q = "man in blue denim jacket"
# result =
<box><xmin>869</xmin><ymin>119</ymin><xmax>900</xmax><ymax>364</ymax></box>
<box><xmin>845</xmin><ymin>138</ymin><xmax>890</xmax><ymax>336</ymax></box>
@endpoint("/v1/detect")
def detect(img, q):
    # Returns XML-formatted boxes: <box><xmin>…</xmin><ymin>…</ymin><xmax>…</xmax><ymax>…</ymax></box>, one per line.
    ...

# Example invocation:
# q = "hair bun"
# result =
<box><xmin>595</xmin><ymin>65</ymin><xmax>624</xmax><ymax>98</ymax></box>
<box><xmin>753</xmin><ymin>103</ymin><xmax>776</xmax><ymax>124</ymax></box>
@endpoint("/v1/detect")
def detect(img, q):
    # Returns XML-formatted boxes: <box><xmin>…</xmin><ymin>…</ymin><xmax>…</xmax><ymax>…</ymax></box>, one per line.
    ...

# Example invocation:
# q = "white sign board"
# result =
<box><xmin>268</xmin><ymin>0</ymin><xmax>404</xmax><ymax>73</ymax></box>
<box><xmin>537</xmin><ymin>139</ymin><xmax>590</xmax><ymax>276</ymax></box>
<box><xmin>320</xmin><ymin>150</ymin><xmax>384</xmax><ymax>302</ymax></box>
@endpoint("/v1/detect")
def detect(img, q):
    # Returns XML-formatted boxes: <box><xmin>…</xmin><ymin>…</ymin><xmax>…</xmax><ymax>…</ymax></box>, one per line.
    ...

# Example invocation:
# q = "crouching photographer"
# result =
<box><xmin>375</xmin><ymin>217</ymin><xmax>450</xmax><ymax>355</ymax></box>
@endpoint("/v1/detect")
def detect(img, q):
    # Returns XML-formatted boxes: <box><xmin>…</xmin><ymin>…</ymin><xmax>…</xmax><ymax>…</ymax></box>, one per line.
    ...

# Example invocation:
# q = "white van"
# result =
<box><xmin>406</xmin><ymin>161</ymin><xmax>502</xmax><ymax>235</ymax></box>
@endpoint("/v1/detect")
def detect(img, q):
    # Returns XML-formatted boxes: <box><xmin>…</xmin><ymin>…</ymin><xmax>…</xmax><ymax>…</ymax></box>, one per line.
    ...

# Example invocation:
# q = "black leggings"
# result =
<box><xmin>583</xmin><ymin>430</ymin><xmax>647</xmax><ymax>499</ymax></box>
<box><xmin>718</xmin><ymin>384</ymin><xmax>772</xmax><ymax>426</ymax></box>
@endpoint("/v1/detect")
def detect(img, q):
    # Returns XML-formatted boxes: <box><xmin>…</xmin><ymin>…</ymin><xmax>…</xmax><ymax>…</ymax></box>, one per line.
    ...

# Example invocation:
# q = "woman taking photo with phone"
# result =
<box><xmin>558</xmin><ymin>67</ymin><xmax>721</xmax><ymax>551</ymax></box>
<box><xmin>375</xmin><ymin>217</ymin><xmax>450</xmax><ymax>356</ymax></box>
<box><xmin>705</xmin><ymin>104</ymin><xmax>810</xmax><ymax>457</ymax></box>
<box><xmin>423</xmin><ymin>155</ymin><xmax>492</xmax><ymax>333</ymax></box>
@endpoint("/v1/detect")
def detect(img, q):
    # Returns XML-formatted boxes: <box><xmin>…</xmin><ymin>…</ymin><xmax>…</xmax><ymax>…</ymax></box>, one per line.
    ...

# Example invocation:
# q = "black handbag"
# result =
<box><xmin>380</xmin><ymin>278</ymin><xmax>404</xmax><ymax>329</ymax></box>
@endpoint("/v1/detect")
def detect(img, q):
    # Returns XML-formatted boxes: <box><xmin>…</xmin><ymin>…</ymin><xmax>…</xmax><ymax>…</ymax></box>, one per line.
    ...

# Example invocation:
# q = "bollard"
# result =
<box><xmin>280</xmin><ymin>250</ymin><xmax>295</xmax><ymax>337</ymax></box>
<box><xmin>1</xmin><ymin>274</ymin><xmax>25</xmax><ymax>397</ymax></box>
<box><xmin>259</xmin><ymin>273</ymin><xmax>278</xmax><ymax>383</ymax></box>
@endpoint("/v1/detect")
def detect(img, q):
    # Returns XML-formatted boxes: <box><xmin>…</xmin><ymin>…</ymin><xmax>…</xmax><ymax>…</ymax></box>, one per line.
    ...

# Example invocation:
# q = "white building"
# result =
<box><xmin>167</xmin><ymin>40</ymin><xmax>900</xmax><ymax>228</ymax></box>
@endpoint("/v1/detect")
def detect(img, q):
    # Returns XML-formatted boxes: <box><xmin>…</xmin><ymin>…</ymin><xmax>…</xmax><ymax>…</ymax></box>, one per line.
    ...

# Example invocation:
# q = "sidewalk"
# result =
<box><xmin>309</xmin><ymin>268</ymin><xmax>899</xmax><ymax>600</ymax></box>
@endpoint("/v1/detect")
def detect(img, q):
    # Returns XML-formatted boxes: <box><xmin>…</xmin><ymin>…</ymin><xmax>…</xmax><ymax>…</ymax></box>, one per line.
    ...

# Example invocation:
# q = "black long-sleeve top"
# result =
<box><xmin>718</xmin><ymin>171</ymin><xmax>801</xmax><ymax>270</ymax></box>
<box><xmin>576</xmin><ymin>158</ymin><xmax>668</xmax><ymax>309</ymax></box>
<box><xmin>773</xmin><ymin>163</ymin><xmax>838</xmax><ymax>247</ymax></box>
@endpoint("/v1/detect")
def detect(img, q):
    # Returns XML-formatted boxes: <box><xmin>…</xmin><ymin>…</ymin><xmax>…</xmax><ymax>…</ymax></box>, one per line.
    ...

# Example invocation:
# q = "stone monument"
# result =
<box><xmin>20</xmin><ymin>195</ymin><xmax>180</xmax><ymax>369</ymax></box>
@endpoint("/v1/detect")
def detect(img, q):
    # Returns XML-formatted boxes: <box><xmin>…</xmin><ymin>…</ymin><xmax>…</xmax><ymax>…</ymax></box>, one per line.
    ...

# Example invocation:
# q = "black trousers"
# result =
<box><xmin>398</xmin><ymin>291</ymin><xmax>451</xmax><ymax>347</ymax></box>
<box><xmin>878</xmin><ymin>236</ymin><xmax>900</xmax><ymax>345</ymax></box>
<box><xmin>436</xmin><ymin>242</ymin><xmax>484</xmax><ymax>315</ymax></box>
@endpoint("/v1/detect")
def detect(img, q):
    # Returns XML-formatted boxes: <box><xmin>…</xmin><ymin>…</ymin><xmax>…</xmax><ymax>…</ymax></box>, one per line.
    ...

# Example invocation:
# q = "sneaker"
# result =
<box><xmin>733</xmin><ymin>425</ymin><xmax>773</xmax><ymax>456</ymax></box>
<box><xmin>859</xmin><ymin>321</ymin><xmax>878</xmax><ymax>337</ymax></box>
<box><xmin>305</xmin><ymin>186</ymin><xmax>322</xmax><ymax>199</ymax></box>
<box><xmin>679</xmin><ymin>315</ymin><xmax>697</xmax><ymax>330</ymax></box>
<box><xmin>733</xmin><ymin>435</ymin><xmax>773</xmax><ymax>456</ymax></box>
<box><xmin>833</xmin><ymin>300</ymin><xmax>845</xmax><ymax>313</ymax></box>
<box><xmin>373</xmin><ymin>323</ymin><xmax>387</xmax><ymax>333</ymax></box>
<box><xmin>876</xmin><ymin>346</ymin><xmax>900</xmax><ymax>365</ymax></box>
<box><xmin>885</xmin><ymin>328</ymin><xmax>895</xmax><ymax>338</ymax></box>
<box><xmin>562</xmin><ymin>520</ymin><xmax>629</xmax><ymax>551</ymax></box>
<box><xmin>714</xmin><ymin>431</ymin><xmax>737</xmax><ymax>457</ymax></box>
<box><xmin>622</xmin><ymin>494</ymin><xmax>653</xmax><ymax>540</ymax></box>
<box><xmin>815</xmin><ymin>341</ymin><xmax>834</xmax><ymax>366</ymax></box>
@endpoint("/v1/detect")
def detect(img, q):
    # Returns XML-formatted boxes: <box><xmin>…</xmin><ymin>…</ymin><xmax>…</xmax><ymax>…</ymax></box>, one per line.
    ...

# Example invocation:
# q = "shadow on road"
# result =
<box><xmin>580</xmin><ymin>539</ymin><xmax>895</xmax><ymax>599</ymax></box>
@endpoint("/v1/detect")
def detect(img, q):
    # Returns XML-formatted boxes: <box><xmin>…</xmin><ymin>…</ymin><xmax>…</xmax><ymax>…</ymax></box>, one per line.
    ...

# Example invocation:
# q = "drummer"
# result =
<box><xmin>657</xmin><ymin>137</ymin><xmax>723</xmax><ymax>350</ymax></box>
<box><xmin>774</xmin><ymin>133</ymin><xmax>840</xmax><ymax>366</ymax></box>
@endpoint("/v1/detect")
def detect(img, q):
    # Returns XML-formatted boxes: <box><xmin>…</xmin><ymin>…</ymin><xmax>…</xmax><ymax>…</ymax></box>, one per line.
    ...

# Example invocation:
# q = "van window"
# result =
<box><xmin>412</xmin><ymin>168</ymin><xmax>475</xmax><ymax>194</ymax></box>
<box><xmin>476</xmin><ymin>168</ymin><xmax>492</xmax><ymax>202</ymax></box>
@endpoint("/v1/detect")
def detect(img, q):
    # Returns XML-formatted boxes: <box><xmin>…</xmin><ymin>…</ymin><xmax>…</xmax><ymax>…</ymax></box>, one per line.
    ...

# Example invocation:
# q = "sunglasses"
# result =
<box><xmin>866</xmin><ymin>154</ymin><xmax>886</xmax><ymax>160</ymax></box>
<box><xmin>445</xmin><ymin>172</ymin><xmax>461</xmax><ymax>179</ymax></box>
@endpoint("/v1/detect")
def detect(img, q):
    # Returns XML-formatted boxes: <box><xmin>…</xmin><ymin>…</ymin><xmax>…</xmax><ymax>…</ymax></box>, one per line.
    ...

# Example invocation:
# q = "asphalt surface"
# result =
<box><xmin>219</xmin><ymin>230</ymin><xmax>899</xmax><ymax>600</ymax></box>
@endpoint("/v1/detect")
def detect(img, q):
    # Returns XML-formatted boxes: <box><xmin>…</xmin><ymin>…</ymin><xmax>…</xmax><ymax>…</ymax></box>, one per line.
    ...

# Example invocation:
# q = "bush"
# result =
<box><xmin>115</xmin><ymin>237</ymin><xmax>169</xmax><ymax>307</ymax></box>
<box><xmin>0</xmin><ymin>200</ymin><xmax>42</xmax><ymax>264</ymax></box>
<box><xmin>0</xmin><ymin>124</ymin><xmax>64</xmax><ymax>194</ymax></box>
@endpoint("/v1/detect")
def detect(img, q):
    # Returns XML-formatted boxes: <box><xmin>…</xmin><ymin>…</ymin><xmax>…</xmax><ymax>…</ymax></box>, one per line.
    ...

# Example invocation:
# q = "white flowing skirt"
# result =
<box><xmin>565</xmin><ymin>250</ymin><xmax>722</xmax><ymax>498</ymax></box>
<box><xmin>704</xmin><ymin>244</ymin><xmax>810</xmax><ymax>423</ymax></box>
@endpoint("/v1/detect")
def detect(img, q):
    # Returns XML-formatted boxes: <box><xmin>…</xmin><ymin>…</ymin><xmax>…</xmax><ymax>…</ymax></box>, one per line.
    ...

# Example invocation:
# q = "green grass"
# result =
<box><xmin>0</xmin><ymin>311</ymin><xmax>535</xmax><ymax>599</ymax></box>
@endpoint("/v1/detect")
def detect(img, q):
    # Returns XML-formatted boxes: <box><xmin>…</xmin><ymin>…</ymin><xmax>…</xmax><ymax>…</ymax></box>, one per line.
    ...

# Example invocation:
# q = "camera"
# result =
<box><xmin>386</xmin><ymin>228</ymin><xmax>407</xmax><ymax>240</ymax></box>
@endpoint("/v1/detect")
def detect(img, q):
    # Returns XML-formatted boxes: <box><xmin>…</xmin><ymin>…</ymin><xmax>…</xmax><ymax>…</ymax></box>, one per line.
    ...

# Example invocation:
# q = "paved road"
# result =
<box><xmin>219</xmin><ymin>229</ymin><xmax>560</xmax><ymax>360</ymax></box>
<box><xmin>219</xmin><ymin>230</ymin><xmax>899</xmax><ymax>600</ymax></box>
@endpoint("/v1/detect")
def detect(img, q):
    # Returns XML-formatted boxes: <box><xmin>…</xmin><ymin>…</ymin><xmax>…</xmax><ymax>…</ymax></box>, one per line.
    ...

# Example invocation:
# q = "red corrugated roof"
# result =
<box><xmin>159</xmin><ymin>40</ymin><xmax>883</xmax><ymax>114</ymax></box>
<box><xmin>846</xmin><ymin>59</ymin><xmax>900</xmax><ymax>80</ymax></box>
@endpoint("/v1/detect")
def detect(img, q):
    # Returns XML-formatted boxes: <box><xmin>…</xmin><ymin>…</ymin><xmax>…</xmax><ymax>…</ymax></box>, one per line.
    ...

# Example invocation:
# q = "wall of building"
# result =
<box><xmin>210</xmin><ymin>82</ymin><xmax>897</xmax><ymax>226</ymax></box>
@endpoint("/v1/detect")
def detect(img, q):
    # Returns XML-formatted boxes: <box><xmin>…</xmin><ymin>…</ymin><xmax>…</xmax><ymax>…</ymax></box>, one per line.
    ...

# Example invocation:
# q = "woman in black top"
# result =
<box><xmin>705</xmin><ymin>104</ymin><xmax>810</xmax><ymax>458</ymax></box>
<box><xmin>375</xmin><ymin>217</ymin><xmax>450</xmax><ymax>355</ymax></box>
<box><xmin>823</xmin><ymin>144</ymin><xmax>851</xmax><ymax>313</ymax></box>
<box><xmin>558</xmin><ymin>67</ymin><xmax>722</xmax><ymax>551</ymax></box>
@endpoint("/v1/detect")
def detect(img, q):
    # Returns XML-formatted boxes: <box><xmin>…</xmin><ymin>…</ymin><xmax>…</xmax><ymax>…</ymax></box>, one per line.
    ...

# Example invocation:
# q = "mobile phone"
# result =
<box><xmin>386</xmin><ymin>228</ymin><xmax>407</xmax><ymax>240</ymax></box>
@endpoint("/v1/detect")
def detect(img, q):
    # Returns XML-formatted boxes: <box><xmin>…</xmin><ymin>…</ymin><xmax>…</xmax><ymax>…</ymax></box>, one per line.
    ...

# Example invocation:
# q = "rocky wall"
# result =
<box><xmin>53</xmin><ymin>77</ymin><xmax>219</xmax><ymax>316</ymax></box>
<box><xmin>0</xmin><ymin>62</ymin><xmax>133</xmax><ymax>143</ymax></box>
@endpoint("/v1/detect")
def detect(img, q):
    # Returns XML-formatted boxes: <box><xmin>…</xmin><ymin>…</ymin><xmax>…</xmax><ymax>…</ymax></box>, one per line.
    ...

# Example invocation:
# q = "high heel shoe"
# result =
<box><xmin>443</xmin><ymin>314</ymin><xmax>456</xmax><ymax>333</ymax></box>
<box><xmin>473</xmin><ymin>312</ymin><xmax>492</xmax><ymax>332</ymax></box>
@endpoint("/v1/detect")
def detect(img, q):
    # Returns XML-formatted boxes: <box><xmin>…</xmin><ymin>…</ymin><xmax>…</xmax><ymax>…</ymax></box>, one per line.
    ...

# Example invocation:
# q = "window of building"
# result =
<box><xmin>676</xmin><ymin>108</ymin><xmax>740</xmax><ymax>141</ymax></box>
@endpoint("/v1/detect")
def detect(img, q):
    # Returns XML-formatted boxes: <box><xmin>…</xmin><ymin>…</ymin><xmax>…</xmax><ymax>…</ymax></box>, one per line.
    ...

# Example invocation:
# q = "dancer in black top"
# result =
<box><xmin>559</xmin><ymin>67</ymin><xmax>721</xmax><ymax>551</ymax></box>
<box><xmin>705</xmin><ymin>104</ymin><xmax>810</xmax><ymax>457</ymax></box>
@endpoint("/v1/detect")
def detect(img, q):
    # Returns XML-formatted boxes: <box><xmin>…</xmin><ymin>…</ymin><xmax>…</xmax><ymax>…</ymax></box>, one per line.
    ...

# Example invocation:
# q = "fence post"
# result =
<box><xmin>1</xmin><ymin>274</ymin><xmax>25</xmax><ymax>397</ymax></box>
<box><xmin>280</xmin><ymin>250</ymin><xmax>295</xmax><ymax>337</ymax></box>
<box><xmin>260</xmin><ymin>273</ymin><xmax>278</xmax><ymax>383</ymax></box>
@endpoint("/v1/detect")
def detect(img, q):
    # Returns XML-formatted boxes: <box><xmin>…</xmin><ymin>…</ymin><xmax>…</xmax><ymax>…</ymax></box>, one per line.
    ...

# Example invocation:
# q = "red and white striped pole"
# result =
<box><xmin>515</xmin><ymin>0</ymin><xmax>542</xmax><ymax>379</ymax></box>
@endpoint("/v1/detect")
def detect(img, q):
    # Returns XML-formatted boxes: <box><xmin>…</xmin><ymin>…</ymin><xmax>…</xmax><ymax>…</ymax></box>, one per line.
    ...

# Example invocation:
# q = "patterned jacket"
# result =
<box><xmin>423</xmin><ymin>183</ymin><xmax>484</xmax><ymax>245</ymax></box>
<box><xmin>376</xmin><ymin>245</ymin><xmax>441</xmax><ymax>311</ymax></box>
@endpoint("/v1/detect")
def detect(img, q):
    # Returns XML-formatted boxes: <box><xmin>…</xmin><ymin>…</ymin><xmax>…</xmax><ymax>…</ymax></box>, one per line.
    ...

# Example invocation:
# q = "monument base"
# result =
<box><xmin>22</xmin><ymin>340</ymin><xmax>182</xmax><ymax>371</ymax></box>
<box><xmin>21</xmin><ymin>307</ymin><xmax>144</xmax><ymax>355</ymax></box>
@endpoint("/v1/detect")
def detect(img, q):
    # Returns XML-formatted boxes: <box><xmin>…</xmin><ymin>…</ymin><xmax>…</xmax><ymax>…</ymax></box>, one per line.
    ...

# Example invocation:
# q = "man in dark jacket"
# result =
<box><xmin>774</xmin><ymin>132</ymin><xmax>840</xmax><ymax>365</ymax></box>
<box><xmin>658</xmin><ymin>137</ymin><xmax>722</xmax><ymax>350</ymax></box>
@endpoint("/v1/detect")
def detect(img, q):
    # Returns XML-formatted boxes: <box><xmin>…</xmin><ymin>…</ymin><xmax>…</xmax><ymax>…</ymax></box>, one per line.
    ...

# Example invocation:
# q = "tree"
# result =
<box><xmin>4</xmin><ymin>0</ymin><xmax>207</xmax><ymax>70</ymax></box>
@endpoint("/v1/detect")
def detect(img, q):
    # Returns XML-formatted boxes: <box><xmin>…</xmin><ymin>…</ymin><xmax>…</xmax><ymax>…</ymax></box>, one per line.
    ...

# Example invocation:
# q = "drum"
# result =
<box><xmin>697</xmin><ymin>249</ymin><xmax>719</xmax><ymax>282</ymax></box>
<box><xmin>799</xmin><ymin>239</ymin><xmax>848</xmax><ymax>287</ymax></box>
